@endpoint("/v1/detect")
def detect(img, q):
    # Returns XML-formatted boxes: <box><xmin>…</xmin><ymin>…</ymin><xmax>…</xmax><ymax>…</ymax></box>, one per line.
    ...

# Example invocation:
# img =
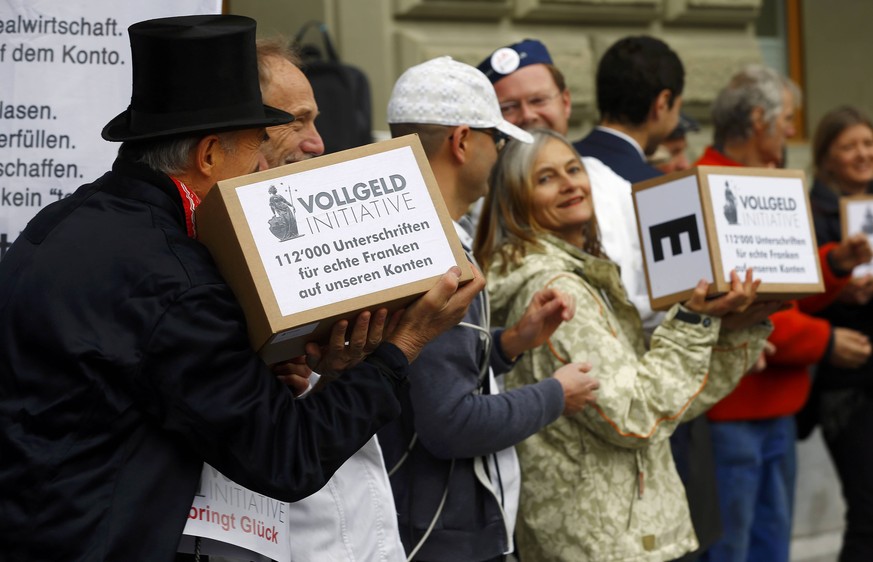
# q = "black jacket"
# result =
<box><xmin>809</xmin><ymin>178</ymin><xmax>873</xmax><ymax>390</ymax></box>
<box><xmin>0</xmin><ymin>157</ymin><xmax>406</xmax><ymax>561</ymax></box>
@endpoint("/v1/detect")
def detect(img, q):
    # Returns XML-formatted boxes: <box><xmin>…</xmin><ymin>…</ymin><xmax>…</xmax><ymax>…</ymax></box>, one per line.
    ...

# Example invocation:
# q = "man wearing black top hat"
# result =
<box><xmin>0</xmin><ymin>14</ymin><xmax>480</xmax><ymax>562</ymax></box>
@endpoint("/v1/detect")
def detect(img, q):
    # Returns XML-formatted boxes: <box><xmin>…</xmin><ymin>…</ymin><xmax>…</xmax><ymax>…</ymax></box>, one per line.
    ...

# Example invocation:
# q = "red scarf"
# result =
<box><xmin>169</xmin><ymin>177</ymin><xmax>201</xmax><ymax>239</ymax></box>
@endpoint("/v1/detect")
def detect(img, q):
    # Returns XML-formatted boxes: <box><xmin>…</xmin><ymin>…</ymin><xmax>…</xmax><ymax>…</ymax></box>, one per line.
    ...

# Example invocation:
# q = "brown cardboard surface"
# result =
<box><xmin>633</xmin><ymin>165</ymin><xmax>823</xmax><ymax>310</ymax></box>
<box><xmin>196</xmin><ymin>135</ymin><xmax>473</xmax><ymax>362</ymax></box>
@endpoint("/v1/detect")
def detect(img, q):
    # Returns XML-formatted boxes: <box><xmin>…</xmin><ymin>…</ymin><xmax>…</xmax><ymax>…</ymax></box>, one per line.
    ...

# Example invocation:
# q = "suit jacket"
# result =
<box><xmin>0</xmin><ymin>157</ymin><xmax>407</xmax><ymax>561</ymax></box>
<box><xmin>573</xmin><ymin>127</ymin><xmax>661</xmax><ymax>184</ymax></box>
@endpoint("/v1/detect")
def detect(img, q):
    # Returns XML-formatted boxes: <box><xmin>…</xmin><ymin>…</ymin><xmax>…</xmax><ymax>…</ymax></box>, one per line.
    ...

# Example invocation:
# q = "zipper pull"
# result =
<box><xmin>638</xmin><ymin>469</ymin><xmax>645</xmax><ymax>499</ymax></box>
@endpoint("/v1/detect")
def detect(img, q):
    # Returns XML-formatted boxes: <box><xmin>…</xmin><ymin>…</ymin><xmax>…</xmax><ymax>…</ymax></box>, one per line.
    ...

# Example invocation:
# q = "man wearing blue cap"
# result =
<box><xmin>0</xmin><ymin>15</ymin><xmax>481</xmax><ymax>561</ymax></box>
<box><xmin>478</xmin><ymin>39</ymin><xmax>573</xmax><ymax>135</ymax></box>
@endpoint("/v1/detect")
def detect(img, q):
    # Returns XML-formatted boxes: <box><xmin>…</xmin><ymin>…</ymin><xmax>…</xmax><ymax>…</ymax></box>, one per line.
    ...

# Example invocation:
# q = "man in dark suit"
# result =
<box><xmin>573</xmin><ymin>35</ymin><xmax>685</xmax><ymax>184</ymax></box>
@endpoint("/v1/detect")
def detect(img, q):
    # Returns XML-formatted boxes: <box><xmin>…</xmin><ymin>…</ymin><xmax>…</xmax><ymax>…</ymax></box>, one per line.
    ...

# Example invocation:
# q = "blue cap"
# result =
<box><xmin>477</xmin><ymin>39</ymin><xmax>554</xmax><ymax>84</ymax></box>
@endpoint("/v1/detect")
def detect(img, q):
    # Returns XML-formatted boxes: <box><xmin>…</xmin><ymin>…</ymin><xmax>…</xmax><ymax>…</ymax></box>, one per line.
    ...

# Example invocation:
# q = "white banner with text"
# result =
<box><xmin>0</xmin><ymin>0</ymin><xmax>220</xmax><ymax>261</ymax></box>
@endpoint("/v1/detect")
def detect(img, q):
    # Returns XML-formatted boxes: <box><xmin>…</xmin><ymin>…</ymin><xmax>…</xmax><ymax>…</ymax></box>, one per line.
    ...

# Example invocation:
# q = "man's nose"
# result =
<box><xmin>303</xmin><ymin>127</ymin><xmax>326</xmax><ymax>157</ymax></box>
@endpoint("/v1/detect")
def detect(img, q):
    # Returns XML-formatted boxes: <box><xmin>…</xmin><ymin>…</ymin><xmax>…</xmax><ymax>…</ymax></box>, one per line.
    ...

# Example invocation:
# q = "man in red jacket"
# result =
<box><xmin>697</xmin><ymin>64</ymin><xmax>872</xmax><ymax>562</ymax></box>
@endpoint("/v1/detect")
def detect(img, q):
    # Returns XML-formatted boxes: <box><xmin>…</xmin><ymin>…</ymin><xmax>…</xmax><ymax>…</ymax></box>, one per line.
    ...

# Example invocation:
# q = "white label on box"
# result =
<box><xmin>636</xmin><ymin>175</ymin><xmax>713</xmax><ymax>299</ymax></box>
<box><xmin>842</xmin><ymin>199</ymin><xmax>873</xmax><ymax>277</ymax></box>
<box><xmin>708</xmin><ymin>174</ymin><xmax>819</xmax><ymax>284</ymax></box>
<box><xmin>234</xmin><ymin>146</ymin><xmax>456</xmax><ymax>316</ymax></box>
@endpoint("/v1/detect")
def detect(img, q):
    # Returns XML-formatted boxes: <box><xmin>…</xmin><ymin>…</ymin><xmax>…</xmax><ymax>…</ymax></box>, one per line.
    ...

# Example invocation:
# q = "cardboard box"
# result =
<box><xmin>840</xmin><ymin>194</ymin><xmax>873</xmax><ymax>277</ymax></box>
<box><xmin>196</xmin><ymin>135</ymin><xmax>473</xmax><ymax>363</ymax></box>
<box><xmin>632</xmin><ymin>165</ymin><xmax>824</xmax><ymax>310</ymax></box>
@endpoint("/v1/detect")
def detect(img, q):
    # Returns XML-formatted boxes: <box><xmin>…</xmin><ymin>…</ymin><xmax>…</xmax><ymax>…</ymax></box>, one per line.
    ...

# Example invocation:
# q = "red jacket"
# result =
<box><xmin>696</xmin><ymin>146</ymin><xmax>849</xmax><ymax>420</ymax></box>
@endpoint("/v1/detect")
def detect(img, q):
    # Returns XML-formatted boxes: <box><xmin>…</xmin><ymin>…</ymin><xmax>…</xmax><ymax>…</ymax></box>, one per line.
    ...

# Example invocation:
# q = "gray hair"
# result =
<box><xmin>118</xmin><ymin>133</ymin><xmax>236</xmax><ymax>176</ymax></box>
<box><xmin>256</xmin><ymin>37</ymin><xmax>303</xmax><ymax>93</ymax></box>
<box><xmin>473</xmin><ymin>128</ymin><xmax>605</xmax><ymax>274</ymax></box>
<box><xmin>711</xmin><ymin>64</ymin><xmax>801</xmax><ymax>146</ymax></box>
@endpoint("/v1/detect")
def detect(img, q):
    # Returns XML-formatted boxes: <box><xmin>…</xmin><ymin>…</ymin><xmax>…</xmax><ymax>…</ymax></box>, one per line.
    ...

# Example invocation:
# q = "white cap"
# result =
<box><xmin>387</xmin><ymin>56</ymin><xmax>533</xmax><ymax>144</ymax></box>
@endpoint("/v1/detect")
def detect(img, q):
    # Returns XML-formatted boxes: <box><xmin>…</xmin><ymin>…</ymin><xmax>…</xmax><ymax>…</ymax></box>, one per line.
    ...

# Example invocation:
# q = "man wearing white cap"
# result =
<box><xmin>378</xmin><ymin>56</ymin><xmax>600</xmax><ymax>561</ymax></box>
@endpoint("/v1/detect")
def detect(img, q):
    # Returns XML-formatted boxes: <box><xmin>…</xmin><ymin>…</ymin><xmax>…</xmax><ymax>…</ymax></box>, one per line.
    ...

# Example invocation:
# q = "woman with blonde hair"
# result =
<box><xmin>474</xmin><ymin>128</ymin><xmax>777</xmax><ymax>561</ymax></box>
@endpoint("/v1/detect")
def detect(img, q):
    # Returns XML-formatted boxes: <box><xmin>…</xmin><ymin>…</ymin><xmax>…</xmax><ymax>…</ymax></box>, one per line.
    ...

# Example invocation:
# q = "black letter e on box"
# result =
<box><xmin>649</xmin><ymin>215</ymin><xmax>701</xmax><ymax>262</ymax></box>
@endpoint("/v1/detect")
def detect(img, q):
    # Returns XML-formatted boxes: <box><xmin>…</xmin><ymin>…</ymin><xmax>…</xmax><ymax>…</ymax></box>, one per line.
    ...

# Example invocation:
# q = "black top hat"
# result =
<box><xmin>102</xmin><ymin>14</ymin><xmax>293</xmax><ymax>142</ymax></box>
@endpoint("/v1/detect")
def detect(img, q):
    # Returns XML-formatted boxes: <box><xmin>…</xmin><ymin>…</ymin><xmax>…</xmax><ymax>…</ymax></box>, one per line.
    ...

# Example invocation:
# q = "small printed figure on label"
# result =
<box><xmin>862</xmin><ymin>206</ymin><xmax>873</xmax><ymax>235</ymax></box>
<box><xmin>724</xmin><ymin>181</ymin><xmax>739</xmax><ymax>225</ymax></box>
<box><xmin>268</xmin><ymin>184</ymin><xmax>303</xmax><ymax>242</ymax></box>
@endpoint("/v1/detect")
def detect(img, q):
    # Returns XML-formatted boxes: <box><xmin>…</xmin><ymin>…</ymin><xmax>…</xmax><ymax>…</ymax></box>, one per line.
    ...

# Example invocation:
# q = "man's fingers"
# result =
<box><xmin>418</xmin><ymin>266</ymin><xmax>465</xmax><ymax>311</ymax></box>
<box><xmin>344</xmin><ymin>310</ymin><xmax>372</xmax><ymax>358</ymax></box>
<box><xmin>454</xmin><ymin>264</ymin><xmax>485</xmax><ymax>302</ymax></box>
<box><xmin>327</xmin><ymin>319</ymin><xmax>349</xmax><ymax>354</ymax></box>
<box><xmin>304</xmin><ymin>342</ymin><xmax>322</xmax><ymax>371</ymax></box>
<box><xmin>367</xmin><ymin>308</ymin><xmax>389</xmax><ymax>351</ymax></box>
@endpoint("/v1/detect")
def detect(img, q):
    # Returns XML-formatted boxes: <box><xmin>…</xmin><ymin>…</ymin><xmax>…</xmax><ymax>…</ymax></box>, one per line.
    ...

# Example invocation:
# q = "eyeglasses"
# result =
<box><xmin>499</xmin><ymin>91</ymin><xmax>562</xmax><ymax>119</ymax></box>
<box><xmin>473</xmin><ymin>127</ymin><xmax>510</xmax><ymax>152</ymax></box>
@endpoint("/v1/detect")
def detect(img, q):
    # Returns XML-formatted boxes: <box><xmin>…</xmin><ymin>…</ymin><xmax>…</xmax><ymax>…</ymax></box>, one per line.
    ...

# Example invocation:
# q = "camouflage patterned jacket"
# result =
<box><xmin>488</xmin><ymin>235</ymin><xmax>771</xmax><ymax>562</ymax></box>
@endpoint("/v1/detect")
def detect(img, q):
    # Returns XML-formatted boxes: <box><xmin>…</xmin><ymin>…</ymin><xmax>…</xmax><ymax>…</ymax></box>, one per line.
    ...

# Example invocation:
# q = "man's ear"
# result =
<box><xmin>192</xmin><ymin>134</ymin><xmax>223</xmax><ymax>178</ymax></box>
<box><xmin>751</xmin><ymin>106</ymin><xmax>766</xmax><ymax>133</ymax></box>
<box><xmin>560</xmin><ymin>88</ymin><xmax>572</xmax><ymax>120</ymax></box>
<box><xmin>652</xmin><ymin>89</ymin><xmax>673</xmax><ymax>121</ymax></box>
<box><xmin>447</xmin><ymin>125</ymin><xmax>472</xmax><ymax>164</ymax></box>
